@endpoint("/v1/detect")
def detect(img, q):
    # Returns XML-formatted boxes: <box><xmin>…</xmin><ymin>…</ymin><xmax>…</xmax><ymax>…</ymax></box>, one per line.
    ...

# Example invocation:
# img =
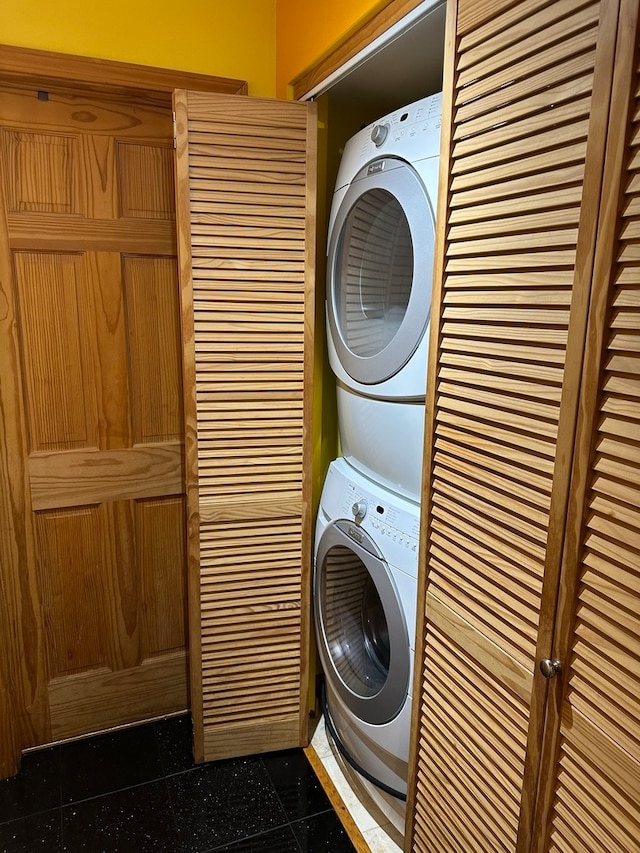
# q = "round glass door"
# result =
<box><xmin>327</xmin><ymin>158</ymin><xmax>435</xmax><ymax>385</ymax></box>
<box><xmin>314</xmin><ymin>521</ymin><xmax>410</xmax><ymax>725</ymax></box>
<box><xmin>336</xmin><ymin>189</ymin><xmax>413</xmax><ymax>358</ymax></box>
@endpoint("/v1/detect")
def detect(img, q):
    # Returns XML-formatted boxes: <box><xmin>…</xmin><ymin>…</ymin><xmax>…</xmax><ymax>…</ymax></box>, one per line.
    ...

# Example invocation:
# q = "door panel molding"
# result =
<box><xmin>28</xmin><ymin>442</ymin><xmax>184</xmax><ymax>510</ymax></box>
<box><xmin>47</xmin><ymin>651</ymin><xmax>188</xmax><ymax>740</ymax></box>
<box><xmin>6</xmin><ymin>214</ymin><xmax>175</xmax><ymax>255</ymax></box>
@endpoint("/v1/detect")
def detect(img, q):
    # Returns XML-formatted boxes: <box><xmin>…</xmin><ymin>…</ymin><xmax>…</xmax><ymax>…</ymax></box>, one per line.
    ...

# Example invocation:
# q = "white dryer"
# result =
<box><xmin>314</xmin><ymin>457</ymin><xmax>420</xmax><ymax>819</ymax></box>
<box><xmin>326</xmin><ymin>91</ymin><xmax>441</xmax><ymax>400</ymax></box>
<box><xmin>326</xmin><ymin>93</ymin><xmax>442</xmax><ymax>502</ymax></box>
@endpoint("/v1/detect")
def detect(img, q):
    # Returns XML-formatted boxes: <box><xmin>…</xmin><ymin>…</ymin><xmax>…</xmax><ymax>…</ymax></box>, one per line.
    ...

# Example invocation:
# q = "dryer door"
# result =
<box><xmin>327</xmin><ymin>157</ymin><xmax>435</xmax><ymax>385</ymax></box>
<box><xmin>314</xmin><ymin>520</ymin><xmax>411</xmax><ymax>725</ymax></box>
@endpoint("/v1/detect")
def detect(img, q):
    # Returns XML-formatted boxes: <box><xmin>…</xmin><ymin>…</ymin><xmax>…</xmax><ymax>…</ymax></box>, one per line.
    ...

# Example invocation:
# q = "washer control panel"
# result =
<box><xmin>321</xmin><ymin>461</ymin><xmax>421</xmax><ymax>575</ymax></box>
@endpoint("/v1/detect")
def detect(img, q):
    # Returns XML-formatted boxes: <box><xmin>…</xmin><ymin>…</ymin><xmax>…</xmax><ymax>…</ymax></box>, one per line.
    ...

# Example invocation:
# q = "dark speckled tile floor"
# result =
<box><xmin>0</xmin><ymin>715</ymin><xmax>358</xmax><ymax>853</ymax></box>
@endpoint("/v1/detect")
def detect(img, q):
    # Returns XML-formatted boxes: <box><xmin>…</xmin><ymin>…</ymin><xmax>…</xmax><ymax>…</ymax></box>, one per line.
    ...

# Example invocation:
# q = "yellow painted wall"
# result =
<box><xmin>275</xmin><ymin>0</ymin><xmax>388</xmax><ymax>97</ymax></box>
<box><xmin>0</xmin><ymin>0</ymin><xmax>277</xmax><ymax>96</ymax></box>
<box><xmin>1</xmin><ymin>0</ymin><xmax>399</xmax><ymax>105</ymax></box>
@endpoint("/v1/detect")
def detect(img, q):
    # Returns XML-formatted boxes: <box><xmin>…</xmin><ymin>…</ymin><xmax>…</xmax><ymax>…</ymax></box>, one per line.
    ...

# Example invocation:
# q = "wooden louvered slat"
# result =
<box><xmin>550</xmin><ymin>731</ymin><xmax>640</xmax><ymax>851</ymax></box>
<box><xmin>534</xmin><ymin>2</ymin><xmax>640</xmax><ymax>849</ymax></box>
<box><xmin>199</xmin><ymin>521</ymin><xmax>303</xmax><ymax>726</ymax></box>
<box><xmin>174</xmin><ymin>91</ymin><xmax>316</xmax><ymax>762</ymax></box>
<box><xmin>456</xmin><ymin>0</ymin><xmax>597</xmax><ymax>83</ymax></box>
<box><xmin>432</xmin><ymin>494</ymin><xmax>546</xmax><ymax>581</ymax></box>
<box><xmin>416</xmin><ymin>614</ymin><xmax>530</xmax><ymax>852</ymax></box>
<box><xmin>448</xmin><ymin>192</ymin><xmax>585</xmax><ymax>232</ymax></box>
<box><xmin>408</xmin><ymin>0</ymin><xmax>619</xmax><ymax>849</ymax></box>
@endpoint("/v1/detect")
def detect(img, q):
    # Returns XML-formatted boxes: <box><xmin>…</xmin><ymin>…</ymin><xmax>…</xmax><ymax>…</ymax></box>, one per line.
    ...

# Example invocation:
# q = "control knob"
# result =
<box><xmin>352</xmin><ymin>500</ymin><xmax>368</xmax><ymax>521</ymax></box>
<box><xmin>371</xmin><ymin>123</ymin><xmax>389</xmax><ymax>147</ymax></box>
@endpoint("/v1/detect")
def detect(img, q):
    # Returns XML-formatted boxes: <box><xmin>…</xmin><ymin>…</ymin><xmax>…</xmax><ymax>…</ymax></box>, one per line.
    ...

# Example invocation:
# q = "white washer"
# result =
<box><xmin>326</xmin><ymin>93</ymin><xmax>442</xmax><ymax>502</ymax></box>
<box><xmin>313</xmin><ymin>457</ymin><xmax>420</xmax><ymax>816</ymax></box>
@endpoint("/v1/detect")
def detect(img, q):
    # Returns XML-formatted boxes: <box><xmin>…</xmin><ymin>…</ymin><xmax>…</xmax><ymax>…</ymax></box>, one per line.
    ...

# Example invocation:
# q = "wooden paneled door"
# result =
<box><xmin>0</xmin><ymin>82</ymin><xmax>188</xmax><ymax>751</ymax></box>
<box><xmin>174</xmin><ymin>91</ymin><xmax>317</xmax><ymax>762</ymax></box>
<box><xmin>406</xmin><ymin>0</ymin><xmax>634</xmax><ymax>849</ymax></box>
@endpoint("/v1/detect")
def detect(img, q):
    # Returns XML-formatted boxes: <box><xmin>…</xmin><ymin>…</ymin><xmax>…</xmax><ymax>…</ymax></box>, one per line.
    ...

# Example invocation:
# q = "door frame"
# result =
<box><xmin>290</xmin><ymin>0</ymin><xmax>428</xmax><ymax>101</ymax></box>
<box><xmin>0</xmin><ymin>43</ymin><xmax>247</xmax><ymax>101</ymax></box>
<box><xmin>0</xmin><ymin>44</ymin><xmax>247</xmax><ymax>778</ymax></box>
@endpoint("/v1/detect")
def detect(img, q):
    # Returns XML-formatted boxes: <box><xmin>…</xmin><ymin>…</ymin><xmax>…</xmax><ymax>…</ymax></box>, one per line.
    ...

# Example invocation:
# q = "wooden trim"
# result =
<box><xmin>0</xmin><ymin>43</ymin><xmax>247</xmax><ymax>99</ymax></box>
<box><xmin>299</xmin><ymin>100</ymin><xmax>318</xmax><ymax>745</ymax></box>
<box><xmin>0</xmin><ymin>146</ymin><xmax>20</xmax><ymax>777</ymax></box>
<box><xmin>0</xmin><ymin>650</ymin><xmax>18</xmax><ymax>777</ymax></box>
<box><xmin>404</xmin><ymin>0</ymin><xmax>457</xmax><ymax>847</ymax></box>
<box><xmin>172</xmin><ymin>88</ymin><xmax>205</xmax><ymax>763</ymax></box>
<box><xmin>531</xmin><ymin>0</ymin><xmax>640</xmax><ymax>848</ymax></box>
<box><xmin>304</xmin><ymin>742</ymin><xmax>371</xmax><ymax>853</ymax></box>
<box><xmin>291</xmin><ymin>0</ymin><xmax>425</xmax><ymax>100</ymax></box>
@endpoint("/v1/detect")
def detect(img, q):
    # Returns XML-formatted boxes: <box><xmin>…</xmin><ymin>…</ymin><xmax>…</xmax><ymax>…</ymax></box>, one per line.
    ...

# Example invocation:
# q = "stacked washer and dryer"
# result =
<box><xmin>313</xmin><ymin>93</ymin><xmax>442</xmax><ymax>831</ymax></box>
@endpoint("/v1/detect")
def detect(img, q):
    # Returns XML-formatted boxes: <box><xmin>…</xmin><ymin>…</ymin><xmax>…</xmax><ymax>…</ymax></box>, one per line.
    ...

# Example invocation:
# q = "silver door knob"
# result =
<box><xmin>539</xmin><ymin>658</ymin><xmax>562</xmax><ymax>679</ymax></box>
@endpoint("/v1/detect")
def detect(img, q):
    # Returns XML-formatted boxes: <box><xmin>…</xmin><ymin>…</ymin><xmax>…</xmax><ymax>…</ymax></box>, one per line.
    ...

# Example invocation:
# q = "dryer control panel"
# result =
<box><xmin>333</xmin><ymin>91</ymin><xmax>443</xmax><ymax>193</ymax></box>
<box><xmin>370</xmin><ymin>94</ymin><xmax>441</xmax><ymax>147</ymax></box>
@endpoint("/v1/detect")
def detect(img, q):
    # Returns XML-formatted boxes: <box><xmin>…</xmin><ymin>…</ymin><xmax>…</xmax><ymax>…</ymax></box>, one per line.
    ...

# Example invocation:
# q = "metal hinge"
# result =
<box><xmin>172</xmin><ymin>110</ymin><xmax>177</xmax><ymax>149</ymax></box>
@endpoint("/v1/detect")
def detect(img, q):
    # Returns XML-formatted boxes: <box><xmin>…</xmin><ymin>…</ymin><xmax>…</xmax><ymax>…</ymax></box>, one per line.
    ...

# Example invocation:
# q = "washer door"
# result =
<box><xmin>314</xmin><ymin>520</ymin><xmax>411</xmax><ymax>725</ymax></box>
<box><xmin>327</xmin><ymin>157</ymin><xmax>435</xmax><ymax>385</ymax></box>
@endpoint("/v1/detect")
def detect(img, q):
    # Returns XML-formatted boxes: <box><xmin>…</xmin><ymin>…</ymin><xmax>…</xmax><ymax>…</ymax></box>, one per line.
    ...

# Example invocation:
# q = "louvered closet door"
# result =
<box><xmin>407</xmin><ymin>0</ymin><xmax>618</xmax><ymax>849</ymax></box>
<box><xmin>533</xmin><ymin>2</ymin><xmax>640</xmax><ymax>849</ymax></box>
<box><xmin>173</xmin><ymin>92</ymin><xmax>317</xmax><ymax>761</ymax></box>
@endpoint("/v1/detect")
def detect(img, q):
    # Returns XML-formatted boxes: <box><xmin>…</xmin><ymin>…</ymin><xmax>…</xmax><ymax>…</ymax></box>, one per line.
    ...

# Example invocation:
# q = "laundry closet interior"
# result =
<box><xmin>304</xmin><ymin>3</ymin><xmax>446</xmax><ymax>848</ymax></box>
<box><xmin>1</xmin><ymin>0</ymin><xmax>640</xmax><ymax>851</ymax></box>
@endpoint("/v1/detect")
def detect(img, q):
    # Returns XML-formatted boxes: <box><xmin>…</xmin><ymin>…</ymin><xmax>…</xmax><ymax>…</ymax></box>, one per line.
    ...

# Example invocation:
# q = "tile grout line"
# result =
<box><xmin>161</xmin><ymin>771</ymin><xmax>183</xmax><ymax>852</ymax></box>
